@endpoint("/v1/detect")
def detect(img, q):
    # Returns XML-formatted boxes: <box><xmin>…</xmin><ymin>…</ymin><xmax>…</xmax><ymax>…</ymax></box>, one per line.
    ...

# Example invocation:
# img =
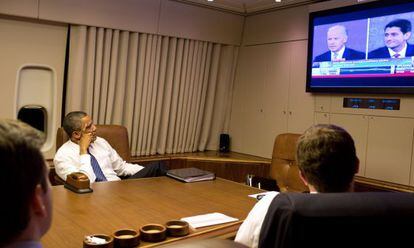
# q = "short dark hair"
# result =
<box><xmin>62</xmin><ymin>111</ymin><xmax>87</xmax><ymax>137</ymax></box>
<box><xmin>0</xmin><ymin>119</ymin><xmax>46</xmax><ymax>245</ymax></box>
<box><xmin>296</xmin><ymin>124</ymin><xmax>357</xmax><ymax>193</ymax></box>
<box><xmin>385</xmin><ymin>19</ymin><xmax>412</xmax><ymax>34</ymax></box>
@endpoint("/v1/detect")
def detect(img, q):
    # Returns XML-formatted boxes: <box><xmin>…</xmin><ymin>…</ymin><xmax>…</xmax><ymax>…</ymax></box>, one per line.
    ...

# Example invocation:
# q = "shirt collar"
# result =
<box><xmin>388</xmin><ymin>42</ymin><xmax>407</xmax><ymax>58</ymax></box>
<box><xmin>331</xmin><ymin>46</ymin><xmax>346</xmax><ymax>60</ymax></box>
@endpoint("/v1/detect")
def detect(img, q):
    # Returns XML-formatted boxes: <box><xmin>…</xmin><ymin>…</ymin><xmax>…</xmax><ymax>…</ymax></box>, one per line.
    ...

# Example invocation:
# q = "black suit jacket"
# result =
<box><xmin>368</xmin><ymin>43</ymin><xmax>414</xmax><ymax>59</ymax></box>
<box><xmin>313</xmin><ymin>47</ymin><xmax>366</xmax><ymax>62</ymax></box>
<box><xmin>259</xmin><ymin>192</ymin><xmax>414</xmax><ymax>248</ymax></box>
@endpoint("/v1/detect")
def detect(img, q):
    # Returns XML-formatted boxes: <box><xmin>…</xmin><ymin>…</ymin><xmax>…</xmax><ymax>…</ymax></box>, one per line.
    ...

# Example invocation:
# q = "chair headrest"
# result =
<box><xmin>56</xmin><ymin>125</ymin><xmax>131</xmax><ymax>162</ymax></box>
<box><xmin>259</xmin><ymin>192</ymin><xmax>414</xmax><ymax>247</ymax></box>
<box><xmin>272</xmin><ymin>133</ymin><xmax>300</xmax><ymax>161</ymax></box>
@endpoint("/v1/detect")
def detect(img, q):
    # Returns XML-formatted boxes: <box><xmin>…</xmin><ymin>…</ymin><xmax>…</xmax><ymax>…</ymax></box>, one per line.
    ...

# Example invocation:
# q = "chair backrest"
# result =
<box><xmin>270</xmin><ymin>133</ymin><xmax>307</xmax><ymax>192</ymax></box>
<box><xmin>56</xmin><ymin>125</ymin><xmax>131</xmax><ymax>162</ymax></box>
<box><xmin>259</xmin><ymin>192</ymin><xmax>414</xmax><ymax>248</ymax></box>
<box><xmin>163</xmin><ymin>239</ymin><xmax>247</xmax><ymax>248</ymax></box>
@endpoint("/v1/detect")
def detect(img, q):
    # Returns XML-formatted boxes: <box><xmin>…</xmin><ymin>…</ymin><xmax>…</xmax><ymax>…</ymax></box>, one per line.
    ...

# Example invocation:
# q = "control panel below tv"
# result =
<box><xmin>343</xmin><ymin>98</ymin><xmax>400</xmax><ymax>110</ymax></box>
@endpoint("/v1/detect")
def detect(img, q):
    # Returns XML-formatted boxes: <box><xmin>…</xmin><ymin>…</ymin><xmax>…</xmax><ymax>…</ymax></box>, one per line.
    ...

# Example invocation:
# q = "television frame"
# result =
<box><xmin>306</xmin><ymin>0</ymin><xmax>414</xmax><ymax>94</ymax></box>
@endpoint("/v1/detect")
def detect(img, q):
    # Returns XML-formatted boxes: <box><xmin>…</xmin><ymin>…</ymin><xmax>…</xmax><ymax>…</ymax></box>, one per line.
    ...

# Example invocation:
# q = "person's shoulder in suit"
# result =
<box><xmin>368</xmin><ymin>46</ymin><xmax>389</xmax><ymax>59</ymax></box>
<box><xmin>313</xmin><ymin>51</ymin><xmax>331</xmax><ymax>62</ymax></box>
<box><xmin>344</xmin><ymin>47</ymin><xmax>365</xmax><ymax>60</ymax></box>
<box><xmin>406</xmin><ymin>43</ymin><xmax>414</xmax><ymax>56</ymax></box>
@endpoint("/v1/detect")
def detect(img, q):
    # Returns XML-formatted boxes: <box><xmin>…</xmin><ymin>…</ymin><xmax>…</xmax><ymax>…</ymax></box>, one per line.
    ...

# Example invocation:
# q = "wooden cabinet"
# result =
<box><xmin>48</xmin><ymin>152</ymin><xmax>270</xmax><ymax>185</ymax></box>
<box><xmin>169</xmin><ymin>159</ymin><xmax>269</xmax><ymax>183</ymax></box>
<box><xmin>230</xmin><ymin>40</ymin><xmax>314</xmax><ymax>158</ymax></box>
<box><xmin>365</xmin><ymin>116</ymin><xmax>414</xmax><ymax>185</ymax></box>
<box><xmin>135</xmin><ymin>152</ymin><xmax>270</xmax><ymax>183</ymax></box>
<box><xmin>286</xmin><ymin>41</ymin><xmax>315</xmax><ymax>133</ymax></box>
<box><xmin>329</xmin><ymin>114</ymin><xmax>369</xmax><ymax>177</ymax></box>
<box><xmin>315</xmin><ymin>109</ymin><xmax>414</xmax><ymax>185</ymax></box>
<box><xmin>230</xmin><ymin>44</ymin><xmax>268</xmax><ymax>157</ymax></box>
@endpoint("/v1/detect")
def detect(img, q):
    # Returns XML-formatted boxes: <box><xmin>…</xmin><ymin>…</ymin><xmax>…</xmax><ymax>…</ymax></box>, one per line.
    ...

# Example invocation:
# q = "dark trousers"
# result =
<box><xmin>128</xmin><ymin>161</ymin><xmax>167</xmax><ymax>179</ymax></box>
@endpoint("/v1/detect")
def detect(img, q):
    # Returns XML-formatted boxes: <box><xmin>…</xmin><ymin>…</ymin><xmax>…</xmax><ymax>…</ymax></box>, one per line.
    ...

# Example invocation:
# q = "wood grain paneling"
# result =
<box><xmin>42</xmin><ymin>177</ymin><xmax>263</xmax><ymax>248</ymax></box>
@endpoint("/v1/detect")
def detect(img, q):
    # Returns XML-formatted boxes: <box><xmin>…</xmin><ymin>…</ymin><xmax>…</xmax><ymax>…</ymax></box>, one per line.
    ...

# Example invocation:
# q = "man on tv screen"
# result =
<box><xmin>368</xmin><ymin>19</ymin><xmax>414</xmax><ymax>59</ymax></box>
<box><xmin>313</xmin><ymin>25</ymin><xmax>365</xmax><ymax>62</ymax></box>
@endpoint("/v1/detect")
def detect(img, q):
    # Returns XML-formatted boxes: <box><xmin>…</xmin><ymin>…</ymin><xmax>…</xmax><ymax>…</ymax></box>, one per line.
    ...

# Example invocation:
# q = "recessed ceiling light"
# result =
<box><xmin>275</xmin><ymin>0</ymin><xmax>282</xmax><ymax>2</ymax></box>
<box><xmin>207</xmin><ymin>0</ymin><xmax>214</xmax><ymax>2</ymax></box>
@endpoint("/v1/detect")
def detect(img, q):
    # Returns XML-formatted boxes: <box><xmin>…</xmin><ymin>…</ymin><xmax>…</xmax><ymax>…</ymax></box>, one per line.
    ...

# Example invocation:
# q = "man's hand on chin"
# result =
<box><xmin>79</xmin><ymin>131</ymin><xmax>93</xmax><ymax>155</ymax></box>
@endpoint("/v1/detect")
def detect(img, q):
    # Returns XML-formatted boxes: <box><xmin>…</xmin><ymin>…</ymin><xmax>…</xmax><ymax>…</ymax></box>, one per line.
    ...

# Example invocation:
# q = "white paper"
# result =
<box><xmin>85</xmin><ymin>236</ymin><xmax>107</xmax><ymax>245</ymax></box>
<box><xmin>181</xmin><ymin>212</ymin><xmax>238</xmax><ymax>229</ymax></box>
<box><xmin>248</xmin><ymin>191</ymin><xmax>276</xmax><ymax>199</ymax></box>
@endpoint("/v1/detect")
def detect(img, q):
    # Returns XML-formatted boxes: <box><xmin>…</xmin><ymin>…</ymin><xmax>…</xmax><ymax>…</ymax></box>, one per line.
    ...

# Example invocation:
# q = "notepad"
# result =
<box><xmin>166</xmin><ymin>167</ymin><xmax>215</xmax><ymax>183</ymax></box>
<box><xmin>181</xmin><ymin>212</ymin><xmax>238</xmax><ymax>229</ymax></box>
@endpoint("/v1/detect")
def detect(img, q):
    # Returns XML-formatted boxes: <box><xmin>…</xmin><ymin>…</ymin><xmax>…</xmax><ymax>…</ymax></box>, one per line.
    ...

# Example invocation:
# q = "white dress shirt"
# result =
<box><xmin>54</xmin><ymin>137</ymin><xmax>143</xmax><ymax>183</ymax></box>
<box><xmin>235</xmin><ymin>190</ymin><xmax>318</xmax><ymax>248</ymax></box>
<box><xmin>235</xmin><ymin>191</ymin><xmax>279</xmax><ymax>248</ymax></box>
<box><xmin>331</xmin><ymin>46</ymin><xmax>345</xmax><ymax>61</ymax></box>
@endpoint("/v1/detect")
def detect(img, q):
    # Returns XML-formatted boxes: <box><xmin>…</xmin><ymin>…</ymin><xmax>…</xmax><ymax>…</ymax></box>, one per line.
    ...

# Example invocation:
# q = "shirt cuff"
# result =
<box><xmin>80</xmin><ymin>154</ymin><xmax>91</xmax><ymax>164</ymax></box>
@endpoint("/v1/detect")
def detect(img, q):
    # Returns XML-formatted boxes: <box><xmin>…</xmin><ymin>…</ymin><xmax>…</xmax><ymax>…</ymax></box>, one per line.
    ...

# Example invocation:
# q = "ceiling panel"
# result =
<box><xmin>176</xmin><ymin>0</ymin><xmax>329</xmax><ymax>15</ymax></box>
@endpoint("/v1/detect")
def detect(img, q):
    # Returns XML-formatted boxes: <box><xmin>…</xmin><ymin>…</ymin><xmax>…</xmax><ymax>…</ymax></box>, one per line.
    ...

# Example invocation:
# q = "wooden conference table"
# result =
<box><xmin>42</xmin><ymin>177</ymin><xmax>263</xmax><ymax>247</ymax></box>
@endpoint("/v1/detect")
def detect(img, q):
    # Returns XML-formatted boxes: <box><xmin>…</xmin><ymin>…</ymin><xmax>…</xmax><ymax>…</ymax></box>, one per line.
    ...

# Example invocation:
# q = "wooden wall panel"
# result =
<box><xmin>243</xmin><ymin>5</ymin><xmax>308</xmax><ymax>45</ymax></box>
<box><xmin>0</xmin><ymin>0</ymin><xmax>38</xmax><ymax>18</ymax></box>
<box><xmin>158</xmin><ymin>0</ymin><xmax>243</xmax><ymax>45</ymax></box>
<box><xmin>39</xmin><ymin>0</ymin><xmax>160</xmax><ymax>34</ymax></box>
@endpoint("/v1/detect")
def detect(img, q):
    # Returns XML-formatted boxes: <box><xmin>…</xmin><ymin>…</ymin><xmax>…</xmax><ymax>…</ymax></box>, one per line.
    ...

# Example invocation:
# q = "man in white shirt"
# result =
<box><xmin>235</xmin><ymin>124</ymin><xmax>359</xmax><ymax>248</ymax></box>
<box><xmin>1</xmin><ymin>120</ymin><xmax>52</xmax><ymax>248</ymax></box>
<box><xmin>54</xmin><ymin>111</ymin><xmax>166</xmax><ymax>183</ymax></box>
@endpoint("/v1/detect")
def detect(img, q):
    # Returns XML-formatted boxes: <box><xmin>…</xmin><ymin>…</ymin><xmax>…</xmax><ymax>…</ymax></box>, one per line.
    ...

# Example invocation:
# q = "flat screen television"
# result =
<box><xmin>306</xmin><ymin>0</ymin><xmax>414</xmax><ymax>94</ymax></box>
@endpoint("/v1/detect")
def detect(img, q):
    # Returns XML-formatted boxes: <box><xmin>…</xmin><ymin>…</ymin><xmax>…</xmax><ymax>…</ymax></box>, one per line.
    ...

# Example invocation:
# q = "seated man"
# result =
<box><xmin>235</xmin><ymin>124</ymin><xmax>359</xmax><ymax>248</ymax></box>
<box><xmin>0</xmin><ymin>119</ymin><xmax>52</xmax><ymax>248</ymax></box>
<box><xmin>54</xmin><ymin>111</ymin><xmax>166</xmax><ymax>183</ymax></box>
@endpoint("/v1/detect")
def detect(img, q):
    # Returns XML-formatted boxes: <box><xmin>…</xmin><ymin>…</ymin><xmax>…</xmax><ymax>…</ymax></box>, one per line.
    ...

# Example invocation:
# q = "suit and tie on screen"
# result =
<box><xmin>313</xmin><ymin>25</ymin><xmax>365</xmax><ymax>63</ymax></box>
<box><xmin>368</xmin><ymin>19</ymin><xmax>414</xmax><ymax>59</ymax></box>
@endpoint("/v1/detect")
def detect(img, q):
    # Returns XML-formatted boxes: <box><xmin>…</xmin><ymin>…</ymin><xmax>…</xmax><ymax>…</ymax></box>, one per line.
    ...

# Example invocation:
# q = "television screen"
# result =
<box><xmin>306</xmin><ymin>0</ymin><xmax>414</xmax><ymax>94</ymax></box>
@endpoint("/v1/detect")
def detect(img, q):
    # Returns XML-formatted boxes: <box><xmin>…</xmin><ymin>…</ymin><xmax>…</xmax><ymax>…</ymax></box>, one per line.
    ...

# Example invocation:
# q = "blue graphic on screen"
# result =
<box><xmin>307</xmin><ymin>1</ymin><xmax>414</xmax><ymax>93</ymax></box>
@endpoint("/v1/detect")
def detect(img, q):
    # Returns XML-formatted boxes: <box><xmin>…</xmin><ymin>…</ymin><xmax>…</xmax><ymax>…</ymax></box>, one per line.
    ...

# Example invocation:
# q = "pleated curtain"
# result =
<box><xmin>66</xmin><ymin>25</ymin><xmax>238</xmax><ymax>156</ymax></box>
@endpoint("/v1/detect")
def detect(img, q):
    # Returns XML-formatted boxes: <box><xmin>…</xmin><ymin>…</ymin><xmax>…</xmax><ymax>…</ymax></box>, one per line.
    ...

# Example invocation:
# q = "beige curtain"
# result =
<box><xmin>66</xmin><ymin>25</ymin><xmax>238</xmax><ymax>156</ymax></box>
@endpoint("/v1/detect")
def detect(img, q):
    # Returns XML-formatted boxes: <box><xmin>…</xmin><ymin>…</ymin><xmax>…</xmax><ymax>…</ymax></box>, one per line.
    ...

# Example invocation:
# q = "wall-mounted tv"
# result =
<box><xmin>306</xmin><ymin>0</ymin><xmax>414</xmax><ymax>94</ymax></box>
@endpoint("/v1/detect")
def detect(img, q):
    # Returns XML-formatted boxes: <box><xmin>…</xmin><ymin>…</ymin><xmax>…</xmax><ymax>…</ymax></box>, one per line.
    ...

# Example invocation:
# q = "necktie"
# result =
<box><xmin>332</xmin><ymin>52</ymin><xmax>339</xmax><ymax>61</ymax></box>
<box><xmin>393</xmin><ymin>53</ymin><xmax>400</xmax><ymax>58</ymax></box>
<box><xmin>88</xmin><ymin>149</ymin><xmax>107</xmax><ymax>182</ymax></box>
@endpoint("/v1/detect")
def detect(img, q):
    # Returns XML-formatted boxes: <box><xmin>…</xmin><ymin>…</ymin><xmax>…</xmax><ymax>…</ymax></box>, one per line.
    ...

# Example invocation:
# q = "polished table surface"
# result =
<box><xmin>42</xmin><ymin>177</ymin><xmax>262</xmax><ymax>247</ymax></box>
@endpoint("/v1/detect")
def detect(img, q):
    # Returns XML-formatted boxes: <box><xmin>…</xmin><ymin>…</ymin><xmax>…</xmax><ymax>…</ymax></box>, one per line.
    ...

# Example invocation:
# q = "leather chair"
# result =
<box><xmin>270</xmin><ymin>133</ymin><xmax>307</xmax><ymax>192</ymax></box>
<box><xmin>249</xmin><ymin>133</ymin><xmax>306</xmax><ymax>192</ymax></box>
<box><xmin>259</xmin><ymin>192</ymin><xmax>414</xmax><ymax>248</ymax></box>
<box><xmin>162</xmin><ymin>239</ymin><xmax>247</xmax><ymax>248</ymax></box>
<box><xmin>53</xmin><ymin>125</ymin><xmax>131</xmax><ymax>185</ymax></box>
<box><xmin>56</xmin><ymin>125</ymin><xmax>131</xmax><ymax>161</ymax></box>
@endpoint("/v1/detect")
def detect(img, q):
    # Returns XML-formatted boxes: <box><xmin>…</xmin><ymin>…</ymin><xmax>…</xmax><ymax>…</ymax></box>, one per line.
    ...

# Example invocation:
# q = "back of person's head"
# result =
<box><xmin>296</xmin><ymin>124</ymin><xmax>358</xmax><ymax>193</ymax></box>
<box><xmin>0</xmin><ymin>119</ymin><xmax>48</xmax><ymax>245</ymax></box>
<box><xmin>385</xmin><ymin>19</ymin><xmax>412</xmax><ymax>34</ymax></box>
<box><xmin>62</xmin><ymin>111</ymin><xmax>87</xmax><ymax>137</ymax></box>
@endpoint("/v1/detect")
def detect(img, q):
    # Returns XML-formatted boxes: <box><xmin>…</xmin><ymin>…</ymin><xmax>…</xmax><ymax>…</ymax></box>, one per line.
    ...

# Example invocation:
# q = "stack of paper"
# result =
<box><xmin>167</xmin><ymin>167</ymin><xmax>215</xmax><ymax>183</ymax></box>
<box><xmin>181</xmin><ymin>212</ymin><xmax>238</xmax><ymax>228</ymax></box>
